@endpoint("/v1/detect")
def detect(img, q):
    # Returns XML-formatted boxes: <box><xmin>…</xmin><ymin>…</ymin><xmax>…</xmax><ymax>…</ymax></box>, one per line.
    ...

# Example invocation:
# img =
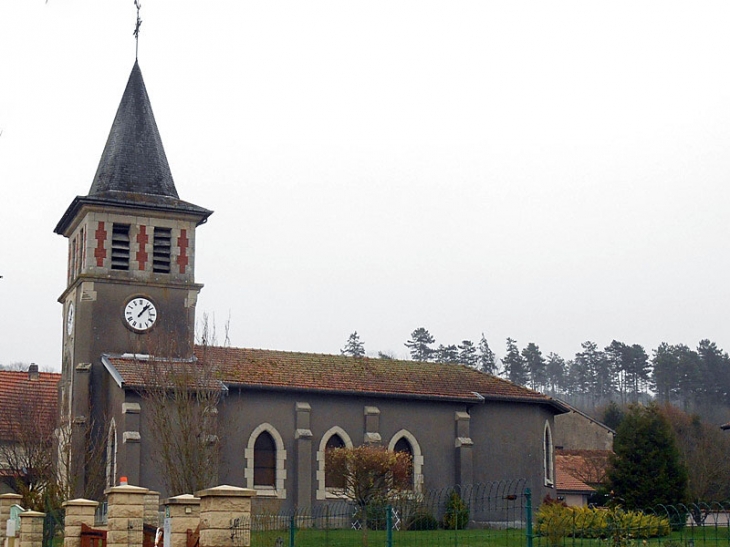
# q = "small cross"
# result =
<box><xmin>133</xmin><ymin>0</ymin><xmax>143</xmax><ymax>59</ymax></box>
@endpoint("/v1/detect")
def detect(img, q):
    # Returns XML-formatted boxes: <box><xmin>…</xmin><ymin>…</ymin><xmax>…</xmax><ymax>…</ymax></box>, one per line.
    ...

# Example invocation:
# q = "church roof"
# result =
<box><xmin>55</xmin><ymin>61</ymin><xmax>211</xmax><ymax>234</ymax></box>
<box><xmin>0</xmin><ymin>370</ymin><xmax>59</xmax><ymax>441</ymax></box>
<box><xmin>104</xmin><ymin>347</ymin><xmax>569</xmax><ymax>410</ymax></box>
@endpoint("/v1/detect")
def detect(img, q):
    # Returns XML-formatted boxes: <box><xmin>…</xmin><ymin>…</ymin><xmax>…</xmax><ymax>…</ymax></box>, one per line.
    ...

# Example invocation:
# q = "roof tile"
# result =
<box><xmin>106</xmin><ymin>346</ymin><xmax>567</xmax><ymax>409</ymax></box>
<box><xmin>0</xmin><ymin>371</ymin><xmax>59</xmax><ymax>440</ymax></box>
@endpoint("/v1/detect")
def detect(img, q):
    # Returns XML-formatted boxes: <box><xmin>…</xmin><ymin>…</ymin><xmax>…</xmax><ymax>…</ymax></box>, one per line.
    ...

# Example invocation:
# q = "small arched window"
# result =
<box><xmin>324</xmin><ymin>434</ymin><xmax>346</xmax><ymax>489</ymax></box>
<box><xmin>544</xmin><ymin>422</ymin><xmax>554</xmax><ymax>486</ymax></box>
<box><xmin>105</xmin><ymin>419</ymin><xmax>117</xmax><ymax>489</ymax></box>
<box><xmin>254</xmin><ymin>431</ymin><xmax>276</xmax><ymax>487</ymax></box>
<box><xmin>393</xmin><ymin>436</ymin><xmax>414</xmax><ymax>485</ymax></box>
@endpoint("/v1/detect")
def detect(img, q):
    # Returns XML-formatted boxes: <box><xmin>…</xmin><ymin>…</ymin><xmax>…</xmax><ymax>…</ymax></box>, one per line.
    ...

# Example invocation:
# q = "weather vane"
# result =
<box><xmin>133</xmin><ymin>0</ymin><xmax>143</xmax><ymax>59</ymax></box>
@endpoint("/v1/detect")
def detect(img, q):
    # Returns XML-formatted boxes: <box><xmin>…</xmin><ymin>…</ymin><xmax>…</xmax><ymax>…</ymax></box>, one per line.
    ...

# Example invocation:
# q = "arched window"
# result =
<box><xmin>393</xmin><ymin>437</ymin><xmax>414</xmax><ymax>484</ymax></box>
<box><xmin>324</xmin><ymin>434</ymin><xmax>346</xmax><ymax>489</ymax></box>
<box><xmin>105</xmin><ymin>419</ymin><xmax>117</xmax><ymax>489</ymax></box>
<box><xmin>388</xmin><ymin>430</ymin><xmax>424</xmax><ymax>492</ymax></box>
<box><xmin>316</xmin><ymin>426</ymin><xmax>354</xmax><ymax>500</ymax></box>
<box><xmin>245</xmin><ymin>424</ymin><xmax>287</xmax><ymax>498</ymax></box>
<box><xmin>544</xmin><ymin>421</ymin><xmax>554</xmax><ymax>486</ymax></box>
<box><xmin>254</xmin><ymin>431</ymin><xmax>276</xmax><ymax>487</ymax></box>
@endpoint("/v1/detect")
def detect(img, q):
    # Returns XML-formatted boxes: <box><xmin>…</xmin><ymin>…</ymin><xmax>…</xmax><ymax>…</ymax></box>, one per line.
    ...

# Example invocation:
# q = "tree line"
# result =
<box><xmin>342</xmin><ymin>328</ymin><xmax>730</xmax><ymax>421</ymax></box>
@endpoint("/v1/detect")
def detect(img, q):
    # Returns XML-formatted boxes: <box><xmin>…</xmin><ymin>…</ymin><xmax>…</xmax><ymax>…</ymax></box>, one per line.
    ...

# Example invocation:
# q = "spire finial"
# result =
<box><xmin>133</xmin><ymin>0</ymin><xmax>142</xmax><ymax>60</ymax></box>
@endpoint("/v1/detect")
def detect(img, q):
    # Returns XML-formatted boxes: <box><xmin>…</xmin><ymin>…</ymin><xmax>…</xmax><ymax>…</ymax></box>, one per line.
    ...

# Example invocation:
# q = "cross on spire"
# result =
<box><xmin>133</xmin><ymin>0</ymin><xmax>142</xmax><ymax>59</ymax></box>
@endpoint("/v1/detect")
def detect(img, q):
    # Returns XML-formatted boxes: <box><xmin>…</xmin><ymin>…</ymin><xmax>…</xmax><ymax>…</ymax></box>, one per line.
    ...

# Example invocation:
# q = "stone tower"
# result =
<box><xmin>55</xmin><ymin>61</ymin><xmax>212</xmax><ymax>497</ymax></box>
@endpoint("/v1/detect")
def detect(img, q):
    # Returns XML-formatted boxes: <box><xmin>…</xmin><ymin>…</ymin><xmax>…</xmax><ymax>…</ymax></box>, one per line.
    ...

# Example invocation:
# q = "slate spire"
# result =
<box><xmin>55</xmin><ymin>61</ymin><xmax>211</xmax><ymax>234</ymax></box>
<box><xmin>89</xmin><ymin>60</ymin><xmax>178</xmax><ymax>199</ymax></box>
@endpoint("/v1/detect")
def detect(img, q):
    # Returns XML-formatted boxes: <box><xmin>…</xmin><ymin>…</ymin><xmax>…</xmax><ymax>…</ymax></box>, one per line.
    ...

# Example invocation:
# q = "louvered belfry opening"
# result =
<box><xmin>111</xmin><ymin>223</ymin><xmax>130</xmax><ymax>270</ymax></box>
<box><xmin>153</xmin><ymin>227</ymin><xmax>172</xmax><ymax>273</ymax></box>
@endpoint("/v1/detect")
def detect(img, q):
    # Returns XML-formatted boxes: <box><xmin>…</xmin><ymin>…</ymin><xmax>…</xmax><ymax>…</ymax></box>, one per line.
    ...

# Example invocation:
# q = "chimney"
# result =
<box><xmin>28</xmin><ymin>363</ymin><xmax>39</xmax><ymax>381</ymax></box>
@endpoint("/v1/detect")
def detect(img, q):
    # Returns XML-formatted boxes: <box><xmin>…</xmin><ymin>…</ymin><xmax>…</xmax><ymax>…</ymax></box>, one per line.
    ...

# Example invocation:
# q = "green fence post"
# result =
<box><xmin>526</xmin><ymin>488</ymin><xmax>533</xmax><ymax>547</ymax></box>
<box><xmin>289</xmin><ymin>514</ymin><xmax>296</xmax><ymax>547</ymax></box>
<box><xmin>387</xmin><ymin>504</ymin><xmax>393</xmax><ymax>547</ymax></box>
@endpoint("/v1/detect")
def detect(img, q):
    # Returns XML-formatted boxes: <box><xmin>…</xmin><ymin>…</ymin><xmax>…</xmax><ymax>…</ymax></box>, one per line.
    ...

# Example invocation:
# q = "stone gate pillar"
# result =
<box><xmin>62</xmin><ymin>499</ymin><xmax>99</xmax><ymax>547</ymax></box>
<box><xmin>144</xmin><ymin>491</ymin><xmax>160</xmax><ymax>528</ymax></box>
<box><xmin>162</xmin><ymin>494</ymin><xmax>200</xmax><ymax>547</ymax></box>
<box><xmin>0</xmin><ymin>493</ymin><xmax>23</xmax><ymax>546</ymax></box>
<box><xmin>197</xmin><ymin>485</ymin><xmax>255</xmax><ymax>547</ymax></box>
<box><xmin>18</xmin><ymin>511</ymin><xmax>44</xmax><ymax>547</ymax></box>
<box><xmin>105</xmin><ymin>483</ymin><xmax>149</xmax><ymax>547</ymax></box>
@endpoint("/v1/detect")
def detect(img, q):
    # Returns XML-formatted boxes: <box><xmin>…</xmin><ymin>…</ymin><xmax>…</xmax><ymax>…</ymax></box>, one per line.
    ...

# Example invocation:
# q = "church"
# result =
<box><xmin>54</xmin><ymin>60</ymin><xmax>569</xmax><ymax>510</ymax></box>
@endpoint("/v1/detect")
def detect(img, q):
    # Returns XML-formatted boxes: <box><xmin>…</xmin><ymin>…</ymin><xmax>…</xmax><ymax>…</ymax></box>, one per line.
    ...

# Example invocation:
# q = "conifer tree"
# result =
<box><xmin>341</xmin><ymin>331</ymin><xmax>365</xmax><ymax>358</ymax></box>
<box><xmin>405</xmin><ymin>327</ymin><xmax>436</xmax><ymax>361</ymax></box>
<box><xmin>457</xmin><ymin>340</ymin><xmax>478</xmax><ymax>368</ymax></box>
<box><xmin>607</xmin><ymin>403</ymin><xmax>688</xmax><ymax>509</ymax></box>
<box><xmin>477</xmin><ymin>334</ymin><xmax>497</xmax><ymax>374</ymax></box>
<box><xmin>502</xmin><ymin>338</ymin><xmax>528</xmax><ymax>385</ymax></box>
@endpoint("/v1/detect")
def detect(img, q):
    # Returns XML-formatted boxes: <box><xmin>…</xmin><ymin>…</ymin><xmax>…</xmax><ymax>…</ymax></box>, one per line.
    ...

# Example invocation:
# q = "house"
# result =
<box><xmin>54</xmin><ymin>60</ymin><xmax>570</xmax><ymax>509</ymax></box>
<box><xmin>554</xmin><ymin>404</ymin><xmax>614</xmax><ymax>452</ymax></box>
<box><xmin>0</xmin><ymin>366</ymin><xmax>60</xmax><ymax>496</ymax></box>
<box><xmin>554</xmin><ymin>460</ymin><xmax>594</xmax><ymax>507</ymax></box>
<box><xmin>552</xmin><ymin>403</ymin><xmax>614</xmax><ymax>506</ymax></box>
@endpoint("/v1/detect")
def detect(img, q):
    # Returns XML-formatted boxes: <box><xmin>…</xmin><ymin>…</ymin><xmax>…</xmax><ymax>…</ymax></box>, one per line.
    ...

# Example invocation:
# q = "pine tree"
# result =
<box><xmin>607</xmin><ymin>403</ymin><xmax>688</xmax><ymax>509</ymax></box>
<box><xmin>502</xmin><ymin>338</ymin><xmax>528</xmax><ymax>385</ymax></box>
<box><xmin>544</xmin><ymin>352</ymin><xmax>566</xmax><ymax>394</ymax></box>
<box><xmin>435</xmin><ymin>344</ymin><xmax>459</xmax><ymax>364</ymax></box>
<box><xmin>404</xmin><ymin>327</ymin><xmax>436</xmax><ymax>361</ymax></box>
<box><xmin>477</xmin><ymin>334</ymin><xmax>497</xmax><ymax>374</ymax></box>
<box><xmin>457</xmin><ymin>340</ymin><xmax>478</xmax><ymax>368</ymax></box>
<box><xmin>521</xmin><ymin>342</ymin><xmax>546</xmax><ymax>390</ymax></box>
<box><xmin>341</xmin><ymin>331</ymin><xmax>365</xmax><ymax>358</ymax></box>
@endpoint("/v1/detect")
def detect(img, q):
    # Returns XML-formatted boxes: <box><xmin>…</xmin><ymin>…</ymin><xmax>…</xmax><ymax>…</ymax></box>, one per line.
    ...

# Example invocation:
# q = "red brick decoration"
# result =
<box><xmin>94</xmin><ymin>221</ymin><xmax>107</xmax><ymax>267</ymax></box>
<box><xmin>81</xmin><ymin>226</ymin><xmax>87</xmax><ymax>271</ymax></box>
<box><xmin>136</xmin><ymin>225</ymin><xmax>149</xmax><ymax>271</ymax></box>
<box><xmin>177</xmin><ymin>229</ymin><xmax>189</xmax><ymax>274</ymax></box>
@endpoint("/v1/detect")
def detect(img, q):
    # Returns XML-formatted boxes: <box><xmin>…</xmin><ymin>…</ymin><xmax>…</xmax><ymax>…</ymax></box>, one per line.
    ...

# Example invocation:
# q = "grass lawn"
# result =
<box><xmin>249</xmin><ymin>526</ymin><xmax>730</xmax><ymax>547</ymax></box>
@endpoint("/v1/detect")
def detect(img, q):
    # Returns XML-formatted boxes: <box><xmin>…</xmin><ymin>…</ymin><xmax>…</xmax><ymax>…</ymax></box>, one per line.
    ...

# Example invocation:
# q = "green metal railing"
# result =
<box><xmin>230</xmin><ymin>484</ymin><xmax>730</xmax><ymax>547</ymax></box>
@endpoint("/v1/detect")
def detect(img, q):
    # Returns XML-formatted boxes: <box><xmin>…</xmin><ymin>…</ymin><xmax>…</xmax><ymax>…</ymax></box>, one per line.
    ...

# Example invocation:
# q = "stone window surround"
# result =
<box><xmin>387</xmin><ymin>429</ymin><xmax>424</xmax><ymax>492</ymax></box>
<box><xmin>543</xmin><ymin>421</ymin><xmax>554</xmax><ymax>487</ymax></box>
<box><xmin>315</xmin><ymin>426</ymin><xmax>354</xmax><ymax>500</ymax></box>
<box><xmin>244</xmin><ymin>423</ymin><xmax>287</xmax><ymax>498</ymax></box>
<box><xmin>105</xmin><ymin>418</ymin><xmax>117</xmax><ymax>489</ymax></box>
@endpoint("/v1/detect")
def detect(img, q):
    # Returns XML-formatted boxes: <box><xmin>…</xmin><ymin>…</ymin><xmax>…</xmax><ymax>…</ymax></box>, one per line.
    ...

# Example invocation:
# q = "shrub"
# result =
<box><xmin>442</xmin><ymin>490</ymin><xmax>470</xmax><ymax>530</ymax></box>
<box><xmin>536</xmin><ymin>503</ymin><xmax>670</xmax><ymax>546</ymax></box>
<box><xmin>406</xmin><ymin>510</ymin><xmax>439</xmax><ymax>530</ymax></box>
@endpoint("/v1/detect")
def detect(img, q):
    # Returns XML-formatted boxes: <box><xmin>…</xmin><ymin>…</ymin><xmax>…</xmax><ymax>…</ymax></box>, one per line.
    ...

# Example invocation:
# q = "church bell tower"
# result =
<box><xmin>55</xmin><ymin>61</ymin><xmax>212</xmax><ymax>496</ymax></box>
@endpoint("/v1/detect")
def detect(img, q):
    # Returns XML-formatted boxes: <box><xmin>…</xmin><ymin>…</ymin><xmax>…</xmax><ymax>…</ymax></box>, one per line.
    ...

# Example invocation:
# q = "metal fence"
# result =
<box><xmin>533</xmin><ymin>501</ymin><xmax>730</xmax><ymax>547</ymax></box>
<box><xmin>231</xmin><ymin>479</ymin><xmax>529</xmax><ymax>547</ymax></box>
<box><xmin>230</xmin><ymin>488</ymin><xmax>730</xmax><ymax>547</ymax></box>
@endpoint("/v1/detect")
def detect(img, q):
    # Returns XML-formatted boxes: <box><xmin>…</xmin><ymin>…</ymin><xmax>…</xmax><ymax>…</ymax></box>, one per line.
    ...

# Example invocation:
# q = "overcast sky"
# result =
<box><xmin>2</xmin><ymin>1</ymin><xmax>730</xmax><ymax>371</ymax></box>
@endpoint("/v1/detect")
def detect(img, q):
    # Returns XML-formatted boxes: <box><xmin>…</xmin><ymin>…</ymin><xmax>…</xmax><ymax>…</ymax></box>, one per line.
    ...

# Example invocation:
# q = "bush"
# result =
<box><xmin>406</xmin><ymin>510</ymin><xmax>439</xmax><ymax>530</ymax></box>
<box><xmin>442</xmin><ymin>491</ymin><xmax>470</xmax><ymax>530</ymax></box>
<box><xmin>536</xmin><ymin>503</ymin><xmax>670</xmax><ymax>546</ymax></box>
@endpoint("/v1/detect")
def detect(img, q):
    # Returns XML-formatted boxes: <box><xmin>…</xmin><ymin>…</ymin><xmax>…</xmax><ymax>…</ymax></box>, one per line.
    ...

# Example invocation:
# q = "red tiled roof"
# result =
<box><xmin>555</xmin><ymin>460</ymin><xmax>595</xmax><ymax>494</ymax></box>
<box><xmin>104</xmin><ymin>346</ymin><xmax>568</xmax><ymax>410</ymax></box>
<box><xmin>0</xmin><ymin>370</ymin><xmax>60</xmax><ymax>441</ymax></box>
<box><xmin>555</xmin><ymin>449</ymin><xmax>612</xmax><ymax>486</ymax></box>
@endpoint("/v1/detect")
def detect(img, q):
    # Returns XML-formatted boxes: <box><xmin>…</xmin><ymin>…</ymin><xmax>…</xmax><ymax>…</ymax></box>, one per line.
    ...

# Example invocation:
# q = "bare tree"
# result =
<box><xmin>140</xmin><ymin>355</ymin><xmax>223</xmax><ymax>496</ymax></box>
<box><xmin>0</xmin><ymin>369</ymin><xmax>60</xmax><ymax>510</ymax></box>
<box><xmin>56</xmin><ymin>410</ymin><xmax>109</xmax><ymax>503</ymax></box>
<box><xmin>138</xmin><ymin>316</ymin><xmax>227</xmax><ymax>496</ymax></box>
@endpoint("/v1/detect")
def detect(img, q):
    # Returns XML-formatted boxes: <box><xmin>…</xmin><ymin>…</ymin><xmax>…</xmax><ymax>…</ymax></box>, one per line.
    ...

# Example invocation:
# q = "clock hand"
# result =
<box><xmin>137</xmin><ymin>304</ymin><xmax>151</xmax><ymax>318</ymax></box>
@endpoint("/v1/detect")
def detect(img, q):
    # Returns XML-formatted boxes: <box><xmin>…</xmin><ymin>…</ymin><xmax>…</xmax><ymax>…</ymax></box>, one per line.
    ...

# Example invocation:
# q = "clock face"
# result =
<box><xmin>66</xmin><ymin>302</ymin><xmax>75</xmax><ymax>336</ymax></box>
<box><xmin>124</xmin><ymin>297</ymin><xmax>158</xmax><ymax>333</ymax></box>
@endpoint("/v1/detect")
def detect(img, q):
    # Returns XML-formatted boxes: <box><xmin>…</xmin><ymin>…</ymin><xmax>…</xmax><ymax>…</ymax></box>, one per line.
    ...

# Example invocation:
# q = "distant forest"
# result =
<box><xmin>352</xmin><ymin>329</ymin><xmax>730</xmax><ymax>425</ymax></box>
